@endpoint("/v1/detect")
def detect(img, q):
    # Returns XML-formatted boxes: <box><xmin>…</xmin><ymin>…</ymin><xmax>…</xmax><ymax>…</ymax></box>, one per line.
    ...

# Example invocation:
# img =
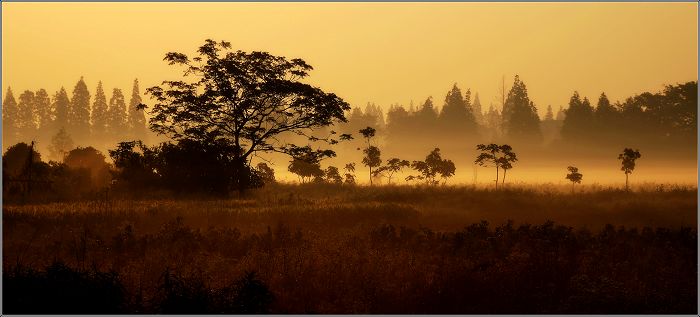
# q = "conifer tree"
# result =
<box><xmin>52</xmin><ymin>87</ymin><xmax>71</xmax><ymax>132</ymax></box>
<box><xmin>91</xmin><ymin>81</ymin><xmax>109</xmax><ymax>142</ymax></box>
<box><xmin>35</xmin><ymin>89</ymin><xmax>52</xmax><ymax>130</ymax></box>
<box><xmin>127</xmin><ymin>79</ymin><xmax>147</xmax><ymax>140</ymax></box>
<box><xmin>107</xmin><ymin>88</ymin><xmax>128</xmax><ymax>140</ymax></box>
<box><xmin>561</xmin><ymin>91</ymin><xmax>595</xmax><ymax>141</ymax></box>
<box><xmin>3</xmin><ymin>87</ymin><xmax>19</xmax><ymax>146</ymax></box>
<box><xmin>501</xmin><ymin>75</ymin><xmax>541</xmax><ymax>140</ymax></box>
<box><xmin>69</xmin><ymin>77</ymin><xmax>91</xmax><ymax>141</ymax></box>
<box><xmin>544</xmin><ymin>105</ymin><xmax>554</xmax><ymax>121</ymax></box>
<box><xmin>17</xmin><ymin>90</ymin><xmax>37</xmax><ymax>138</ymax></box>
<box><xmin>472</xmin><ymin>92</ymin><xmax>484</xmax><ymax>125</ymax></box>
<box><xmin>594</xmin><ymin>92</ymin><xmax>619</xmax><ymax>132</ymax></box>
<box><xmin>439</xmin><ymin>84</ymin><xmax>477</xmax><ymax>136</ymax></box>
<box><xmin>556</xmin><ymin>106</ymin><xmax>566</xmax><ymax>121</ymax></box>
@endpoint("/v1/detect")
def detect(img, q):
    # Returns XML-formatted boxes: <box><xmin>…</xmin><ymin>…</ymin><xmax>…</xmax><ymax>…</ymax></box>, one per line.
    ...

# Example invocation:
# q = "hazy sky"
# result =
<box><xmin>2</xmin><ymin>2</ymin><xmax>697</xmax><ymax>117</ymax></box>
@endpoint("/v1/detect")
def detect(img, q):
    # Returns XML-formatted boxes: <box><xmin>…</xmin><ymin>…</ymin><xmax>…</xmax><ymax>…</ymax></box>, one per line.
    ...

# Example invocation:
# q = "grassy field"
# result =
<box><xmin>3</xmin><ymin>183</ymin><xmax>698</xmax><ymax>313</ymax></box>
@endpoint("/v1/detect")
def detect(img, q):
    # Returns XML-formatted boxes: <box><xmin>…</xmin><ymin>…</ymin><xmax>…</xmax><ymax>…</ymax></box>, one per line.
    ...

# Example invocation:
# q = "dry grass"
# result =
<box><xmin>3</xmin><ymin>183</ymin><xmax>697</xmax><ymax>313</ymax></box>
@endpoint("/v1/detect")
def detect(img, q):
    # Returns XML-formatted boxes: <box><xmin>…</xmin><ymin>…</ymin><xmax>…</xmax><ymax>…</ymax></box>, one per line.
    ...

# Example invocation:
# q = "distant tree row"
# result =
<box><xmin>2</xmin><ymin>78</ymin><xmax>148</xmax><ymax>156</ymax></box>
<box><xmin>336</xmin><ymin>77</ymin><xmax>697</xmax><ymax>151</ymax></box>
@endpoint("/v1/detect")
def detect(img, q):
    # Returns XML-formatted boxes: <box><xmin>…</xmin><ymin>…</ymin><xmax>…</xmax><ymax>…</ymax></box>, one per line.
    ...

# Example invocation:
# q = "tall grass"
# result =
<box><xmin>3</xmin><ymin>184</ymin><xmax>697</xmax><ymax>313</ymax></box>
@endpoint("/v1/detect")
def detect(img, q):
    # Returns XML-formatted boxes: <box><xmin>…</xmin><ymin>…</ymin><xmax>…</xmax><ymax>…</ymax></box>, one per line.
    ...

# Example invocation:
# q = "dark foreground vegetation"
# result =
<box><xmin>3</xmin><ymin>184</ymin><xmax>697</xmax><ymax>314</ymax></box>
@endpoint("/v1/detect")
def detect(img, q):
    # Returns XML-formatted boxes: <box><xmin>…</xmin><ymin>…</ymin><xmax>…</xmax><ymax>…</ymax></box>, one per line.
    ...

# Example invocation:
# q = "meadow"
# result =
<box><xmin>3</xmin><ymin>183</ymin><xmax>698</xmax><ymax>313</ymax></box>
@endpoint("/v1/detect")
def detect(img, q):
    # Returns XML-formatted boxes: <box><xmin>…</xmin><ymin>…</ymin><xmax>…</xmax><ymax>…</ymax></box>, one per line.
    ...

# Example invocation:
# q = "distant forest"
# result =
<box><xmin>332</xmin><ymin>77</ymin><xmax>697</xmax><ymax>157</ymax></box>
<box><xmin>2</xmin><ymin>78</ymin><xmax>149</xmax><ymax>160</ymax></box>
<box><xmin>2</xmin><ymin>76</ymin><xmax>696</xmax><ymax>161</ymax></box>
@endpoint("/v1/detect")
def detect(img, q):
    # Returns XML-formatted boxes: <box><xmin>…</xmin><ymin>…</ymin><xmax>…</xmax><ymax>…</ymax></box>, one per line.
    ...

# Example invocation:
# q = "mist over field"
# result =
<box><xmin>2</xmin><ymin>2</ymin><xmax>698</xmax><ymax>315</ymax></box>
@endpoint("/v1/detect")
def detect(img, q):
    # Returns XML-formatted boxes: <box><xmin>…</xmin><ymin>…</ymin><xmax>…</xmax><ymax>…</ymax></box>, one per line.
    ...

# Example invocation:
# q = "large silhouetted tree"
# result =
<box><xmin>501</xmin><ymin>75</ymin><xmax>541</xmax><ymax>141</ymax></box>
<box><xmin>69</xmin><ymin>77</ymin><xmax>91</xmax><ymax>142</ymax></box>
<box><xmin>3</xmin><ymin>87</ymin><xmax>19</xmax><ymax>146</ymax></box>
<box><xmin>128</xmin><ymin>79</ymin><xmax>147</xmax><ymax>140</ymax></box>
<box><xmin>91</xmin><ymin>81</ymin><xmax>109</xmax><ymax>142</ymax></box>
<box><xmin>618</xmin><ymin>148</ymin><xmax>641</xmax><ymax>191</ymax></box>
<box><xmin>107</xmin><ymin>88</ymin><xmax>128</xmax><ymax>140</ymax></box>
<box><xmin>143</xmin><ymin>39</ymin><xmax>350</xmax><ymax>192</ymax></box>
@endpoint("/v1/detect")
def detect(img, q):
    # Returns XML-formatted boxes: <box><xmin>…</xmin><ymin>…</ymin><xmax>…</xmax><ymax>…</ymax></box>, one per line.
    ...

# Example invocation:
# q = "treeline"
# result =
<box><xmin>336</xmin><ymin>76</ymin><xmax>697</xmax><ymax>154</ymax></box>
<box><xmin>2</xmin><ymin>77</ymin><xmax>149</xmax><ymax>159</ymax></box>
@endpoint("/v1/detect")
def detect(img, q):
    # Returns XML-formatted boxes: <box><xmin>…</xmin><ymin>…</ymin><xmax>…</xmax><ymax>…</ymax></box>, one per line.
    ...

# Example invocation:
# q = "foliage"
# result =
<box><xmin>256</xmin><ymin>162</ymin><xmax>276</xmax><ymax>185</ymax></box>
<box><xmin>127</xmin><ymin>79</ymin><xmax>147</xmax><ymax>140</ymax></box>
<box><xmin>618</xmin><ymin>148</ymin><xmax>642</xmax><ymax>175</ymax></box>
<box><xmin>143</xmin><ymin>39</ymin><xmax>350</xmax><ymax>172</ymax></box>
<box><xmin>107</xmin><ymin>88</ymin><xmax>128</xmax><ymax>140</ymax></box>
<box><xmin>373</xmin><ymin>158</ymin><xmax>410</xmax><ymax>184</ymax></box>
<box><xmin>69</xmin><ymin>77</ymin><xmax>92</xmax><ymax>142</ymax></box>
<box><xmin>91</xmin><ymin>81</ymin><xmax>109</xmax><ymax>141</ymax></box>
<box><xmin>63</xmin><ymin>146</ymin><xmax>112</xmax><ymax>188</ymax></box>
<box><xmin>408</xmin><ymin>148</ymin><xmax>456</xmax><ymax>185</ymax></box>
<box><xmin>475</xmin><ymin>143</ymin><xmax>517</xmax><ymax>188</ymax></box>
<box><xmin>343</xmin><ymin>162</ymin><xmax>357</xmax><ymax>185</ymax></box>
<box><xmin>565</xmin><ymin>166</ymin><xmax>583</xmax><ymax>192</ymax></box>
<box><xmin>501</xmin><ymin>75</ymin><xmax>541</xmax><ymax>141</ymax></box>
<box><xmin>324</xmin><ymin>166</ymin><xmax>343</xmax><ymax>184</ymax></box>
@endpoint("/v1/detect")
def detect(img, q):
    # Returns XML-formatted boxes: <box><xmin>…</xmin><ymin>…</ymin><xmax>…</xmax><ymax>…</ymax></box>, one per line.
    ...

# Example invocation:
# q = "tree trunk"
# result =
<box><xmin>495</xmin><ymin>165</ymin><xmax>499</xmax><ymax>190</ymax></box>
<box><xmin>625</xmin><ymin>173</ymin><xmax>629</xmax><ymax>192</ymax></box>
<box><xmin>369</xmin><ymin>166</ymin><xmax>372</xmax><ymax>186</ymax></box>
<box><xmin>502</xmin><ymin>169</ymin><xmax>507</xmax><ymax>187</ymax></box>
<box><xmin>571</xmin><ymin>182</ymin><xmax>574</xmax><ymax>194</ymax></box>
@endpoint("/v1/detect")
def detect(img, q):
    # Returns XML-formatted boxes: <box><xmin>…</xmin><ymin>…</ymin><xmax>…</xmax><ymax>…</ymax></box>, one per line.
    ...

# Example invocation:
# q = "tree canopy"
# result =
<box><xmin>144</xmin><ymin>39</ymin><xmax>351</xmax><ymax>166</ymax></box>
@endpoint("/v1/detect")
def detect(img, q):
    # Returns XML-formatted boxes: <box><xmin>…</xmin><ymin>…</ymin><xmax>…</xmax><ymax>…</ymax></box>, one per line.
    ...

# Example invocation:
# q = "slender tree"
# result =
<box><xmin>52</xmin><ymin>87</ymin><xmax>71</xmax><ymax>132</ymax></box>
<box><xmin>618</xmin><ymin>148</ymin><xmax>641</xmax><ymax>191</ymax></box>
<box><xmin>475</xmin><ymin>143</ymin><xmax>517</xmax><ymax>189</ymax></box>
<box><xmin>3</xmin><ymin>87</ymin><xmax>19</xmax><ymax>146</ymax></box>
<box><xmin>373</xmin><ymin>158</ymin><xmax>410</xmax><ymax>184</ymax></box>
<box><xmin>359</xmin><ymin>126</ymin><xmax>381</xmax><ymax>185</ymax></box>
<box><xmin>91</xmin><ymin>81</ymin><xmax>109</xmax><ymax>142</ymax></box>
<box><xmin>35</xmin><ymin>89</ymin><xmax>52</xmax><ymax>130</ymax></box>
<box><xmin>497</xmin><ymin>145</ymin><xmax>517</xmax><ymax>186</ymax></box>
<box><xmin>501</xmin><ymin>75</ymin><xmax>541</xmax><ymax>140</ymax></box>
<box><xmin>561</xmin><ymin>92</ymin><xmax>595</xmax><ymax>141</ymax></box>
<box><xmin>439</xmin><ymin>84</ymin><xmax>477</xmax><ymax>136</ymax></box>
<box><xmin>472</xmin><ymin>92</ymin><xmax>484</xmax><ymax>125</ymax></box>
<box><xmin>69</xmin><ymin>77</ymin><xmax>92</xmax><ymax>141</ymax></box>
<box><xmin>544</xmin><ymin>105</ymin><xmax>554</xmax><ymax>121</ymax></box>
<box><xmin>107</xmin><ymin>88</ymin><xmax>128</xmax><ymax>140</ymax></box>
<box><xmin>128</xmin><ymin>78</ymin><xmax>147</xmax><ymax>140</ymax></box>
<box><xmin>565</xmin><ymin>166</ymin><xmax>583</xmax><ymax>193</ymax></box>
<box><xmin>17</xmin><ymin>90</ymin><xmax>37</xmax><ymax>139</ymax></box>
<box><xmin>48</xmin><ymin>127</ymin><xmax>74</xmax><ymax>161</ymax></box>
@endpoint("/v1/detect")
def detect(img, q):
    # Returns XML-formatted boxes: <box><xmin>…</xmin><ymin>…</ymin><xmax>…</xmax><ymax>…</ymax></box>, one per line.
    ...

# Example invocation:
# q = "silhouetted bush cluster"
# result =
<box><xmin>109</xmin><ymin>139</ymin><xmax>264</xmax><ymax>197</ymax></box>
<box><xmin>2</xmin><ymin>142</ymin><xmax>113</xmax><ymax>203</ymax></box>
<box><xmin>4</xmin><ymin>261</ymin><xmax>274</xmax><ymax>314</ymax></box>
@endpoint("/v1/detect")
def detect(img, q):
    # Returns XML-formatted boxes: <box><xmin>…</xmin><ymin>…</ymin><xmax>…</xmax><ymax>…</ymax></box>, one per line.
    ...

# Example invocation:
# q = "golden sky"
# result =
<box><xmin>2</xmin><ymin>2</ymin><xmax>697</xmax><ymax>116</ymax></box>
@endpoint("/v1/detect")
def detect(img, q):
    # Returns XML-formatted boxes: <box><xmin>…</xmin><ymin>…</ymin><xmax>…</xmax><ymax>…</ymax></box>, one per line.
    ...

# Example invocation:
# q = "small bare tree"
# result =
<box><xmin>373</xmin><ymin>158</ymin><xmax>410</xmax><ymax>185</ymax></box>
<box><xmin>618</xmin><ymin>148</ymin><xmax>641</xmax><ymax>191</ymax></box>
